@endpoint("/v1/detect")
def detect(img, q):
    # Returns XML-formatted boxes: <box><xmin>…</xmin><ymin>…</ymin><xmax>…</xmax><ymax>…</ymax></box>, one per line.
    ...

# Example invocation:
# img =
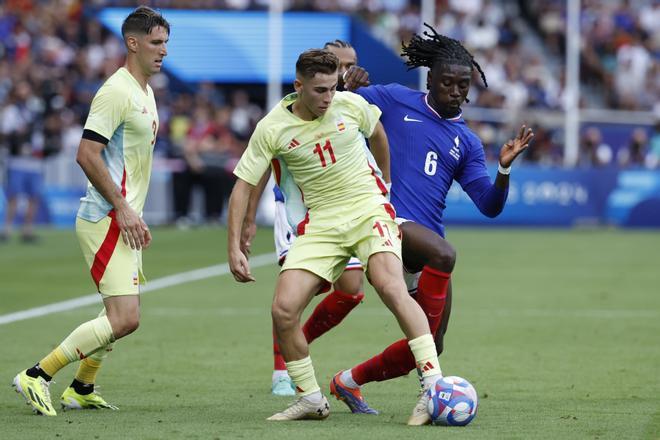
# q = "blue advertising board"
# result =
<box><xmin>444</xmin><ymin>165</ymin><xmax>660</xmax><ymax>227</ymax></box>
<box><xmin>2</xmin><ymin>167</ymin><xmax>659</xmax><ymax>228</ymax></box>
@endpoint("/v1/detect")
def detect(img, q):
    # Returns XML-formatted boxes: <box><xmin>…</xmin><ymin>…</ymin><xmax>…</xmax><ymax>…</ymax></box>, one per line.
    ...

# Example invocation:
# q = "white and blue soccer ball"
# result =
<box><xmin>427</xmin><ymin>376</ymin><xmax>478</xmax><ymax>426</ymax></box>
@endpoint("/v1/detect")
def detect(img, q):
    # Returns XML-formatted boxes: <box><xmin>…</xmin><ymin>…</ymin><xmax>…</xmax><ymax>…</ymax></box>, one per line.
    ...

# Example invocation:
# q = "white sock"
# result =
<box><xmin>301</xmin><ymin>390</ymin><xmax>323</xmax><ymax>404</ymax></box>
<box><xmin>272</xmin><ymin>369</ymin><xmax>290</xmax><ymax>382</ymax></box>
<box><xmin>423</xmin><ymin>373</ymin><xmax>442</xmax><ymax>389</ymax></box>
<box><xmin>340</xmin><ymin>370</ymin><xmax>360</xmax><ymax>389</ymax></box>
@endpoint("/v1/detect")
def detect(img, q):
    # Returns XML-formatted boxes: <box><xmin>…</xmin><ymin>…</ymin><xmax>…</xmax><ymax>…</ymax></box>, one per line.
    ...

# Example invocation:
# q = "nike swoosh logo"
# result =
<box><xmin>403</xmin><ymin>115</ymin><xmax>423</xmax><ymax>122</ymax></box>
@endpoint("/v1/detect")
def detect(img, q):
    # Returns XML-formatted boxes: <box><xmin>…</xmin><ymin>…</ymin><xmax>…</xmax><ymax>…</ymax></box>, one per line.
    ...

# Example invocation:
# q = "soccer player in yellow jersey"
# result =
<box><xmin>12</xmin><ymin>6</ymin><xmax>169</xmax><ymax>416</ymax></box>
<box><xmin>228</xmin><ymin>49</ymin><xmax>444</xmax><ymax>422</ymax></box>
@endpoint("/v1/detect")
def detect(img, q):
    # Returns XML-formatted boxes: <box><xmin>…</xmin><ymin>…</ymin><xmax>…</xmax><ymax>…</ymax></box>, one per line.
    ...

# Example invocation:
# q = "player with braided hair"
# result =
<box><xmin>329</xmin><ymin>24</ymin><xmax>534</xmax><ymax>425</ymax></box>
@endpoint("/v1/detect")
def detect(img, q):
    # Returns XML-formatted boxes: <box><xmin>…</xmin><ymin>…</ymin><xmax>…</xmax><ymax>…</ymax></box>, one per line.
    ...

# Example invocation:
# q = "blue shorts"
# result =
<box><xmin>6</xmin><ymin>168</ymin><xmax>43</xmax><ymax>199</ymax></box>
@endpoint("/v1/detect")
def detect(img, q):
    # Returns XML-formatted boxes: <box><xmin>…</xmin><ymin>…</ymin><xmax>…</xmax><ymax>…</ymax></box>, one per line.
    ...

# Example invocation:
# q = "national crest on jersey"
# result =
<box><xmin>234</xmin><ymin>91</ymin><xmax>389</xmax><ymax>231</ymax></box>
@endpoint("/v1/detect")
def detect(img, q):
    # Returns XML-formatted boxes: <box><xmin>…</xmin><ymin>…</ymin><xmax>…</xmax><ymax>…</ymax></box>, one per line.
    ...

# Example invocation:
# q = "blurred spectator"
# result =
<box><xmin>228</xmin><ymin>89</ymin><xmax>261</xmax><ymax>141</ymax></box>
<box><xmin>523</xmin><ymin>126</ymin><xmax>562</xmax><ymax>166</ymax></box>
<box><xmin>647</xmin><ymin>121</ymin><xmax>660</xmax><ymax>169</ymax></box>
<box><xmin>172</xmin><ymin>104</ymin><xmax>241</xmax><ymax>226</ymax></box>
<box><xmin>617</xmin><ymin>127</ymin><xmax>649</xmax><ymax>168</ymax></box>
<box><xmin>614</xmin><ymin>32</ymin><xmax>652</xmax><ymax>110</ymax></box>
<box><xmin>0</xmin><ymin>80</ymin><xmax>60</xmax><ymax>243</ymax></box>
<box><xmin>524</xmin><ymin>0</ymin><xmax>659</xmax><ymax>111</ymax></box>
<box><xmin>579</xmin><ymin>127</ymin><xmax>613</xmax><ymax>167</ymax></box>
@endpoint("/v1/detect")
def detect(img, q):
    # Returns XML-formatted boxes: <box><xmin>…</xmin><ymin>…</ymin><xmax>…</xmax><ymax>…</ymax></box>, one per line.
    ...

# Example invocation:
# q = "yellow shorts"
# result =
<box><xmin>282</xmin><ymin>203</ymin><xmax>401</xmax><ymax>283</ymax></box>
<box><xmin>76</xmin><ymin>215</ymin><xmax>145</xmax><ymax>296</ymax></box>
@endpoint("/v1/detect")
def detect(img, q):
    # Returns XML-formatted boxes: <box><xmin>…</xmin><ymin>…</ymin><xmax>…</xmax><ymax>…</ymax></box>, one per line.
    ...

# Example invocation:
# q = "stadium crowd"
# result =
<box><xmin>0</xmin><ymin>0</ymin><xmax>658</xmax><ymax>232</ymax></box>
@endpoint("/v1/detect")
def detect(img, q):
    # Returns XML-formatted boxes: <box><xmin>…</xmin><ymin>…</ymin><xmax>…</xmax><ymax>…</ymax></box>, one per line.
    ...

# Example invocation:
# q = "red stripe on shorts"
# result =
<box><xmin>383</xmin><ymin>202</ymin><xmax>396</xmax><ymax>220</ymax></box>
<box><xmin>90</xmin><ymin>167</ymin><xmax>126</xmax><ymax>290</ymax></box>
<box><xmin>90</xmin><ymin>211</ymin><xmax>121</xmax><ymax>290</ymax></box>
<box><xmin>296</xmin><ymin>210</ymin><xmax>310</xmax><ymax>236</ymax></box>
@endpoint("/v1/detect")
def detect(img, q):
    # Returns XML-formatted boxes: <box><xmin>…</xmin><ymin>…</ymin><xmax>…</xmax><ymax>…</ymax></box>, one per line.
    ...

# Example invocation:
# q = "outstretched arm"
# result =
<box><xmin>463</xmin><ymin>125</ymin><xmax>534</xmax><ymax>217</ymax></box>
<box><xmin>368</xmin><ymin>120</ymin><xmax>391</xmax><ymax>184</ymax></box>
<box><xmin>228</xmin><ymin>178</ymin><xmax>256</xmax><ymax>282</ymax></box>
<box><xmin>494</xmin><ymin>124</ymin><xmax>534</xmax><ymax>189</ymax></box>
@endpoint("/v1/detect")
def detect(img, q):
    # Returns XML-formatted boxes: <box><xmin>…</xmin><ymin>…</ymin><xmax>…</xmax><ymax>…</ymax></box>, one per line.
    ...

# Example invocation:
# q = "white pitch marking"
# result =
<box><xmin>0</xmin><ymin>252</ymin><xmax>277</xmax><ymax>326</ymax></box>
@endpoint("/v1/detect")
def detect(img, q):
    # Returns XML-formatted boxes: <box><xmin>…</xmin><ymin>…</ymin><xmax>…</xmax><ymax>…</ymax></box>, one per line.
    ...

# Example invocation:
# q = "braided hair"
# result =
<box><xmin>401</xmin><ymin>23</ymin><xmax>487</xmax><ymax>89</ymax></box>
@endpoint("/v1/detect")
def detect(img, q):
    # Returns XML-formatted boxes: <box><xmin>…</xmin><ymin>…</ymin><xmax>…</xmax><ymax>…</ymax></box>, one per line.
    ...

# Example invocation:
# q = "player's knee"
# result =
<box><xmin>427</xmin><ymin>240</ymin><xmax>456</xmax><ymax>272</ymax></box>
<box><xmin>373</xmin><ymin>277</ymin><xmax>407</xmax><ymax>305</ymax></box>
<box><xmin>112</xmin><ymin>314</ymin><xmax>140</xmax><ymax>339</ymax></box>
<box><xmin>271</xmin><ymin>300</ymin><xmax>297</xmax><ymax>329</ymax></box>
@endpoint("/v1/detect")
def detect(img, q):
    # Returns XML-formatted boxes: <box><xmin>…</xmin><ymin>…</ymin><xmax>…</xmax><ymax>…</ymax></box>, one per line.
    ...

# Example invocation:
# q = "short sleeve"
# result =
<box><xmin>343</xmin><ymin>92</ymin><xmax>382</xmax><ymax>138</ymax></box>
<box><xmin>84</xmin><ymin>82</ymin><xmax>129</xmax><ymax>140</ymax></box>
<box><xmin>233</xmin><ymin>122</ymin><xmax>275</xmax><ymax>186</ymax></box>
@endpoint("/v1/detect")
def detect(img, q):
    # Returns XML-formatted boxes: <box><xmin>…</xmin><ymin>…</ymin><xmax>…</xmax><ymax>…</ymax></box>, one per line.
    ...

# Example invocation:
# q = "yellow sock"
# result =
<box><xmin>39</xmin><ymin>347</ymin><xmax>70</xmax><ymax>377</ymax></box>
<box><xmin>39</xmin><ymin>316</ymin><xmax>115</xmax><ymax>377</ymax></box>
<box><xmin>409</xmin><ymin>334</ymin><xmax>442</xmax><ymax>382</ymax></box>
<box><xmin>286</xmin><ymin>356</ymin><xmax>320</xmax><ymax>397</ymax></box>
<box><xmin>74</xmin><ymin>342</ymin><xmax>114</xmax><ymax>384</ymax></box>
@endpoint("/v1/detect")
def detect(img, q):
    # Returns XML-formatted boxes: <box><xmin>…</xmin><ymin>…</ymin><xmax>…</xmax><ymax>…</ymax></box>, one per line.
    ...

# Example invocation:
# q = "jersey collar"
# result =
<box><xmin>424</xmin><ymin>94</ymin><xmax>462</xmax><ymax>122</ymax></box>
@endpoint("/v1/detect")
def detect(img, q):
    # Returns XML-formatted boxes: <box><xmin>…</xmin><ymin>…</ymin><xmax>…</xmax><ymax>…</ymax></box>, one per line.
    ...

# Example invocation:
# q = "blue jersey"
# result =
<box><xmin>357</xmin><ymin>84</ymin><xmax>490</xmax><ymax>237</ymax></box>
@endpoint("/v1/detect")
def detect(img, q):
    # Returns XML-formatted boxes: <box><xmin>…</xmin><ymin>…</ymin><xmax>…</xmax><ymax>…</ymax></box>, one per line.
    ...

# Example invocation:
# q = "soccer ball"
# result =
<box><xmin>426</xmin><ymin>376</ymin><xmax>478</xmax><ymax>426</ymax></box>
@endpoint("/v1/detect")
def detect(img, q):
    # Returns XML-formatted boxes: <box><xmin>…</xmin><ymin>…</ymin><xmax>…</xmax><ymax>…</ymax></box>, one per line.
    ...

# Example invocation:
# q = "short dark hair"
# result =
<box><xmin>296</xmin><ymin>49</ymin><xmax>339</xmax><ymax>79</ymax></box>
<box><xmin>323</xmin><ymin>39</ymin><xmax>353</xmax><ymax>50</ymax></box>
<box><xmin>121</xmin><ymin>6</ymin><xmax>170</xmax><ymax>38</ymax></box>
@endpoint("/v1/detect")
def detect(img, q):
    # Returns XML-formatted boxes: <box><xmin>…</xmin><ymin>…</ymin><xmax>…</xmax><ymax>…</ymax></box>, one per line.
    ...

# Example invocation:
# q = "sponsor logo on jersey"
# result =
<box><xmin>403</xmin><ymin>114</ymin><xmax>423</xmax><ymax>123</ymax></box>
<box><xmin>288</xmin><ymin>138</ymin><xmax>301</xmax><ymax>149</ymax></box>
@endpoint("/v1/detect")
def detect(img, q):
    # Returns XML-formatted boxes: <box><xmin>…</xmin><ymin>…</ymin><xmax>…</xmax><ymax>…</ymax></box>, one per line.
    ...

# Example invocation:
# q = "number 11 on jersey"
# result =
<box><xmin>313</xmin><ymin>139</ymin><xmax>336</xmax><ymax>167</ymax></box>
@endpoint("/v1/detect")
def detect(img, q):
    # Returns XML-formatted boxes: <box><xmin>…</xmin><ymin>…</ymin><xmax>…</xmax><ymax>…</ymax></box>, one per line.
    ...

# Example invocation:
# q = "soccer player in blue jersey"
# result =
<box><xmin>329</xmin><ymin>24</ymin><xmax>534</xmax><ymax>425</ymax></box>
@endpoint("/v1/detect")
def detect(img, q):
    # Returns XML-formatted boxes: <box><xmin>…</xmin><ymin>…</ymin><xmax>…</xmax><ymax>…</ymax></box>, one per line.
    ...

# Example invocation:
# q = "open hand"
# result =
<box><xmin>115</xmin><ymin>204</ymin><xmax>150</xmax><ymax>250</ymax></box>
<box><xmin>499</xmin><ymin>125</ymin><xmax>534</xmax><ymax>168</ymax></box>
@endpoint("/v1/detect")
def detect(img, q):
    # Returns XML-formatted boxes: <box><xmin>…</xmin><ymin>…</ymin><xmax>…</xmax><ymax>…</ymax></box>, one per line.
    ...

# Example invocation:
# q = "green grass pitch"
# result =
<box><xmin>0</xmin><ymin>226</ymin><xmax>658</xmax><ymax>439</ymax></box>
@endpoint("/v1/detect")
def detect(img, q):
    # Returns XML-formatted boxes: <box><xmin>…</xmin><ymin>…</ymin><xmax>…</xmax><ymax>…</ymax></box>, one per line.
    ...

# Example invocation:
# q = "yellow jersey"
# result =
<box><xmin>78</xmin><ymin>67</ymin><xmax>159</xmax><ymax>222</ymax></box>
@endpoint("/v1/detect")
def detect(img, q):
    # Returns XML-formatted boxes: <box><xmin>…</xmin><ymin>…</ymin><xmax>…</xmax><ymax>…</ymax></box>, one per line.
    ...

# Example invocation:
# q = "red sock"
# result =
<box><xmin>351</xmin><ymin>267</ymin><xmax>450</xmax><ymax>386</ymax></box>
<box><xmin>417</xmin><ymin>265</ymin><xmax>450</xmax><ymax>334</ymax></box>
<box><xmin>352</xmin><ymin>339</ymin><xmax>414</xmax><ymax>385</ymax></box>
<box><xmin>302</xmin><ymin>289</ymin><xmax>364</xmax><ymax>343</ymax></box>
<box><xmin>272</xmin><ymin>327</ymin><xmax>286</xmax><ymax>371</ymax></box>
